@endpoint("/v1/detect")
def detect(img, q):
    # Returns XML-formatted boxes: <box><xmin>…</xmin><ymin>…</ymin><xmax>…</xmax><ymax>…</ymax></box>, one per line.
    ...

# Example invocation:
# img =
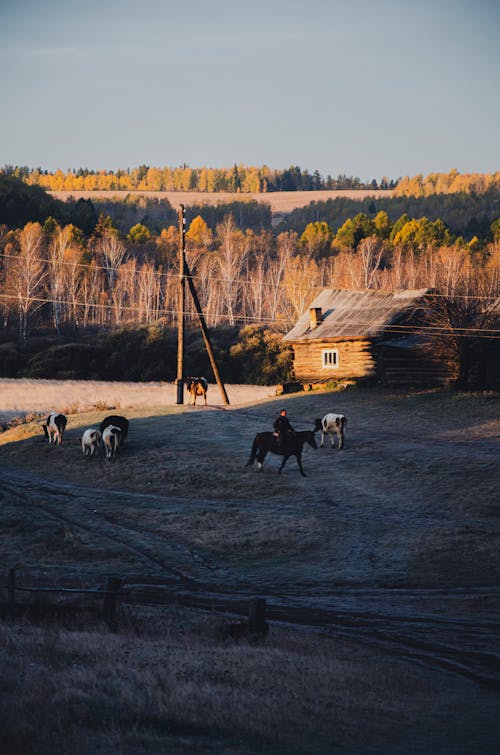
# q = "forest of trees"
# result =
<box><xmin>4</xmin><ymin>165</ymin><xmax>499</xmax><ymax>197</ymax></box>
<box><xmin>394</xmin><ymin>171</ymin><xmax>500</xmax><ymax>197</ymax></box>
<box><xmin>282</xmin><ymin>191</ymin><xmax>500</xmax><ymax>242</ymax></box>
<box><xmin>3</xmin><ymin>164</ymin><xmax>395</xmax><ymax>193</ymax></box>
<box><xmin>0</xmin><ymin>174</ymin><xmax>499</xmax><ymax>385</ymax></box>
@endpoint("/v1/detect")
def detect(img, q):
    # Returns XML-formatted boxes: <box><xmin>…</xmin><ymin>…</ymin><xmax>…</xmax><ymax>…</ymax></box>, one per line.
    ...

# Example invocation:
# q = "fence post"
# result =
<box><xmin>8</xmin><ymin>568</ymin><xmax>16</xmax><ymax>620</ymax></box>
<box><xmin>102</xmin><ymin>576</ymin><xmax>122</xmax><ymax>626</ymax></box>
<box><xmin>248</xmin><ymin>598</ymin><xmax>268</xmax><ymax>635</ymax></box>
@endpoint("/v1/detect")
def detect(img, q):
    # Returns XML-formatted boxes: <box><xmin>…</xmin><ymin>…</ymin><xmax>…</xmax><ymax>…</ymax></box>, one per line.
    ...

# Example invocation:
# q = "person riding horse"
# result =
<box><xmin>273</xmin><ymin>408</ymin><xmax>295</xmax><ymax>450</ymax></box>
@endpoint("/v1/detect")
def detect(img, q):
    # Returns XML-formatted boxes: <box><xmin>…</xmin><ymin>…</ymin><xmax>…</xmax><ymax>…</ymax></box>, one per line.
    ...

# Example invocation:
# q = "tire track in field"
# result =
<box><xmin>0</xmin><ymin>473</ymin><xmax>239</xmax><ymax>586</ymax></box>
<box><xmin>2</xmin><ymin>456</ymin><xmax>499</xmax><ymax>693</ymax></box>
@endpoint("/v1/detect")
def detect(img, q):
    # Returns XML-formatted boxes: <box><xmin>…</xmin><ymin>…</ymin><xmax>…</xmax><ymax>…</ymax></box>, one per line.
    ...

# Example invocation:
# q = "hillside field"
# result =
<box><xmin>49</xmin><ymin>188</ymin><xmax>394</xmax><ymax>223</ymax></box>
<box><xmin>0</xmin><ymin>382</ymin><xmax>499</xmax><ymax>754</ymax></box>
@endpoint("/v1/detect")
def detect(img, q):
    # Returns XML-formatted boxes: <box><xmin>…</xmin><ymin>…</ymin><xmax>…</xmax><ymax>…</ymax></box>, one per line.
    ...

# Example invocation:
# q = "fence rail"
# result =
<box><xmin>1</xmin><ymin>568</ymin><xmax>268</xmax><ymax>637</ymax></box>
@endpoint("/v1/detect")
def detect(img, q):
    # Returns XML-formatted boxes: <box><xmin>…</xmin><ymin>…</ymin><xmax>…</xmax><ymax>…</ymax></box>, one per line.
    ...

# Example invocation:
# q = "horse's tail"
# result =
<box><xmin>246</xmin><ymin>436</ymin><xmax>258</xmax><ymax>467</ymax></box>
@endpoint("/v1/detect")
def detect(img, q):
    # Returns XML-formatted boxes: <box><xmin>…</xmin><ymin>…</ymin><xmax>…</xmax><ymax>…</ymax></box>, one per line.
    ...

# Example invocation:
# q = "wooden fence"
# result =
<box><xmin>1</xmin><ymin>568</ymin><xmax>268</xmax><ymax>637</ymax></box>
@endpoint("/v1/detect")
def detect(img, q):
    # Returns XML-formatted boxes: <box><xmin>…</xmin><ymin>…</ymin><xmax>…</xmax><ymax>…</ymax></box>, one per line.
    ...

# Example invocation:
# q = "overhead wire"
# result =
<box><xmin>0</xmin><ymin>291</ymin><xmax>499</xmax><ymax>338</ymax></box>
<box><xmin>0</xmin><ymin>250</ymin><xmax>499</xmax><ymax>300</ymax></box>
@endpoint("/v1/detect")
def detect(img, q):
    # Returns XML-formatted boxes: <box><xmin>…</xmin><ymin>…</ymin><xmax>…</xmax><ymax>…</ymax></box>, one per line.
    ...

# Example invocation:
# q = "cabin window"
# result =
<box><xmin>322</xmin><ymin>349</ymin><xmax>339</xmax><ymax>369</ymax></box>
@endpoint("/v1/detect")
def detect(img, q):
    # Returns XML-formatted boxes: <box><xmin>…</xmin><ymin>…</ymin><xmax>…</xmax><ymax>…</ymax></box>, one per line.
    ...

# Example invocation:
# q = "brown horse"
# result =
<box><xmin>185</xmin><ymin>376</ymin><xmax>208</xmax><ymax>406</ymax></box>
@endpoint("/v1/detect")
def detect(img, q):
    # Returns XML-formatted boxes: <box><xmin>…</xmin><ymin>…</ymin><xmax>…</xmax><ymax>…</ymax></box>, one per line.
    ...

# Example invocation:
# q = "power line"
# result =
<box><xmin>0</xmin><ymin>292</ymin><xmax>499</xmax><ymax>338</ymax></box>
<box><xmin>1</xmin><ymin>251</ymin><xmax>499</xmax><ymax>300</ymax></box>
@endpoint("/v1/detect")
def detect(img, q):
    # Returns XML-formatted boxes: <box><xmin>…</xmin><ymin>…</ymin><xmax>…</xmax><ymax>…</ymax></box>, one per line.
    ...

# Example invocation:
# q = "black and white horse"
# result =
<box><xmin>315</xmin><ymin>413</ymin><xmax>347</xmax><ymax>449</ymax></box>
<box><xmin>246</xmin><ymin>428</ymin><xmax>317</xmax><ymax>477</ymax></box>
<box><xmin>102</xmin><ymin>425</ymin><xmax>122</xmax><ymax>459</ymax></box>
<box><xmin>185</xmin><ymin>377</ymin><xmax>208</xmax><ymax>406</ymax></box>
<box><xmin>80</xmin><ymin>428</ymin><xmax>102</xmax><ymax>456</ymax></box>
<box><xmin>42</xmin><ymin>413</ymin><xmax>67</xmax><ymax>446</ymax></box>
<box><xmin>99</xmin><ymin>415</ymin><xmax>129</xmax><ymax>443</ymax></box>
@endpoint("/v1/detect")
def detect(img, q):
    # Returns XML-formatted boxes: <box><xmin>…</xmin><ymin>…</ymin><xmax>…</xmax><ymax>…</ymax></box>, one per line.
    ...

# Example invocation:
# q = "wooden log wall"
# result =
<box><xmin>291</xmin><ymin>337</ymin><xmax>461</xmax><ymax>387</ymax></box>
<box><xmin>292</xmin><ymin>339</ymin><xmax>375</xmax><ymax>382</ymax></box>
<box><xmin>377</xmin><ymin>345</ymin><xmax>456</xmax><ymax>387</ymax></box>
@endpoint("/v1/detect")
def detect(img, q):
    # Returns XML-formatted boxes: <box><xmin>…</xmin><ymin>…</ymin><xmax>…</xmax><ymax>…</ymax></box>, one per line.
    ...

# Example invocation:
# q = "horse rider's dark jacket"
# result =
<box><xmin>273</xmin><ymin>415</ymin><xmax>295</xmax><ymax>449</ymax></box>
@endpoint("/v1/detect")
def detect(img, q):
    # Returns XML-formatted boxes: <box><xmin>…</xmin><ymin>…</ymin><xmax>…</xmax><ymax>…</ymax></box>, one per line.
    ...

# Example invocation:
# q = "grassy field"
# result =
<box><xmin>1</xmin><ymin>385</ymin><xmax>499</xmax><ymax>753</ymax></box>
<box><xmin>49</xmin><ymin>188</ymin><xmax>394</xmax><ymax>222</ymax></box>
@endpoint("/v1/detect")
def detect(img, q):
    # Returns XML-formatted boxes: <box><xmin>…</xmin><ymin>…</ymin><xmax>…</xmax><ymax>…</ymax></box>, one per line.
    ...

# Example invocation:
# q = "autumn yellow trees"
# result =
<box><xmin>23</xmin><ymin>165</ymin><xmax>277</xmax><ymax>193</ymax></box>
<box><xmin>394</xmin><ymin>171</ymin><xmax>500</xmax><ymax>197</ymax></box>
<box><xmin>10</xmin><ymin>166</ymin><xmax>498</xmax><ymax>197</ymax></box>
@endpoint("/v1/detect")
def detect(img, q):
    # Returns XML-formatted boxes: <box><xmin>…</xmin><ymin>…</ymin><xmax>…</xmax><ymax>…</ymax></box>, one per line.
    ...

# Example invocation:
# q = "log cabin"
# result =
<box><xmin>282</xmin><ymin>289</ymin><xmax>456</xmax><ymax>387</ymax></box>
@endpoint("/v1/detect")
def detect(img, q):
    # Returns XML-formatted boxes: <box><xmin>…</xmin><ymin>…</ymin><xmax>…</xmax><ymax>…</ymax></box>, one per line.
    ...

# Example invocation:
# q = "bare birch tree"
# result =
<box><xmin>358</xmin><ymin>236</ymin><xmax>385</xmax><ymax>289</ymax></box>
<box><xmin>215</xmin><ymin>217</ymin><xmax>248</xmax><ymax>326</ymax></box>
<box><xmin>267</xmin><ymin>232</ymin><xmax>296</xmax><ymax>324</ymax></box>
<box><xmin>47</xmin><ymin>225</ymin><xmax>74</xmax><ymax>333</ymax></box>
<box><xmin>80</xmin><ymin>261</ymin><xmax>105</xmax><ymax>327</ymax></box>
<box><xmin>7</xmin><ymin>223</ymin><xmax>47</xmax><ymax>343</ymax></box>
<box><xmin>113</xmin><ymin>259</ymin><xmax>137</xmax><ymax>325</ymax></box>
<box><xmin>93</xmin><ymin>234</ymin><xmax>127</xmax><ymax>292</ymax></box>
<box><xmin>138</xmin><ymin>262</ymin><xmax>161</xmax><ymax>324</ymax></box>
<box><xmin>283</xmin><ymin>255</ymin><xmax>321</xmax><ymax>320</ymax></box>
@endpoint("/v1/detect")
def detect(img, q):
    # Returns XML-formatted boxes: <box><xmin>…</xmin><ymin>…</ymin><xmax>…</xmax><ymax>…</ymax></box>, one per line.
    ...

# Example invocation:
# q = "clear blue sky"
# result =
<box><xmin>1</xmin><ymin>0</ymin><xmax>499</xmax><ymax>181</ymax></box>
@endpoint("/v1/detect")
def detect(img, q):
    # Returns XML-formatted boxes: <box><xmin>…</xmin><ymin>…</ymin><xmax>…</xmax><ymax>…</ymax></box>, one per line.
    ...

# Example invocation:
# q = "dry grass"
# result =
<box><xmin>1</xmin><ymin>607</ymin><xmax>497</xmax><ymax>755</ymax></box>
<box><xmin>48</xmin><ymin>188</ymin><xmax>394</xmax><ymax>216</ymax></box>
<box><xmin>0</xmin><ymin>378</ymin><xmax>274</xmax><ymax>426</ymax></box>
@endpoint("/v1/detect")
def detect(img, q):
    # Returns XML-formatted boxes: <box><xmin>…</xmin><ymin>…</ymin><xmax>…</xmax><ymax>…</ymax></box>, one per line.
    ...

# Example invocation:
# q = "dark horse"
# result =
<box><xmin>246</xmin><ymin>429</ymin><xmax>317</xmax><ymax>477</ymax></box>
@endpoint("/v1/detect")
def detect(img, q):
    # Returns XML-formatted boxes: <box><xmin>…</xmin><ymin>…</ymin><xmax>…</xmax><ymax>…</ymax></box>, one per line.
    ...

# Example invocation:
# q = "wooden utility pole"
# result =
<box><xmin>176</xmin><ymin>205</ymin><xmax>186</xmax><ymax>404</ymax></box>
<box><xmin>176</xmin><ymin>204</ymin><xmax>230</xmax><ymax>406</ymax></box>
<box><xmin>183</xmin><ymin>255</ymin><xmax>230</xmax><ymax>405</ymax></box>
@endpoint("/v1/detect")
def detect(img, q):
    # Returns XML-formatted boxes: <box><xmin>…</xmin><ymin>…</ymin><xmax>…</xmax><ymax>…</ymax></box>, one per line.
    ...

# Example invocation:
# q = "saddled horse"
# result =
<box><xmin>185</xmin><ymin>376</ymin><xmax>208</xmax><ymax>406</ymax></box>
<box><xmin>246</xmin><ymin>428</ymin><xmax>317</xmax><ymax>477</ymax></box>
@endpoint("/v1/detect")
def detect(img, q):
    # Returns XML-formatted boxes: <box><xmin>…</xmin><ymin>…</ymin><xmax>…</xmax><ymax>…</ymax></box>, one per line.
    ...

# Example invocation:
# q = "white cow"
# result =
<box><xmin>42</xmin><ymin>413</ymin><xmax>67</xmax><ymax>446</ymax></box>
<box><xmin>80</xmin><ymin>428</ymin><xmax>102</xmax><ymax>457</ymax></box>
<box><xmin>102</xmin><ymin>425</ymin><xmax>122</xmax><ymax>459</ymax></box>
<box><xmin>316</xmin><ymin>413</ymin><xmax>347</xmax><ymax>449</ymax></box>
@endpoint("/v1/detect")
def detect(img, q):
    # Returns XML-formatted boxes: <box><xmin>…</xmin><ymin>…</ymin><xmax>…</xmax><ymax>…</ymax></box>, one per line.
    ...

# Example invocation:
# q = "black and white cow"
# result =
<box><xmin>42</xmin><ymin>413</ymin><xmax>67</xmax><ymax>446</ymax></box>
<box><xmin>315</xmin><ymin>413</ymin><xmax>347</xmax><ymax>449</ymax></box>
<box><xmin>80</xmin><ymin>428</ymin><xmax>102</xmax><ymax>457</ymax></box>
<box><xmin>102</xmin><ymin>425</ymin><xmax>122</xmax><ymax>459</ymax></box>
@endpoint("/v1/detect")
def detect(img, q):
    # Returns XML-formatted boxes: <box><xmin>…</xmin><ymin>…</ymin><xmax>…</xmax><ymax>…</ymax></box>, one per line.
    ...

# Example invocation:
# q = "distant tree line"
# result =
<box><xmin>4</xmin><ymin>165</ymin><xmax>500</xmax><ymax>198</ymax></box>
<box><xmin>394</xmin><ymin>170</ymin><xmax>500</xmax><ymax>197</ymax></box>
<box><xmin>2</xmin><ymin>164</ymin><xmax>395</xmax><ymax>193</ymax></box>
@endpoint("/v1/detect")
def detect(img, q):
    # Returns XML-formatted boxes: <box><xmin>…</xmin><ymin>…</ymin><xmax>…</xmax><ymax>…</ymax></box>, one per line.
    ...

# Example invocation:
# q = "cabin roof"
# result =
<box><xmin>282</xmin><ymin>289</ymin><xmax>429</xmax><ymax>342</ymax></box>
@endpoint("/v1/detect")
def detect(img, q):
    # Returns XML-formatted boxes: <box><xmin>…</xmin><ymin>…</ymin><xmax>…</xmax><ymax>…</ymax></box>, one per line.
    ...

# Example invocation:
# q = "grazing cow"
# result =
<box><xmin>99</xmin><ymin>415</ymin><xmax>129</xmax><ymax>444</ymax></box>
<box><xmin>102</xmin><ymin>425</ymin><xmax>122</xmax><ymax>459</ymax></box>
<box><xmin>80</xmin><ymin>428</ymin><xmax>102</xmax><ymax>457</ymax></box>
<box><xmin>185</xmin><ymin>376</ymin><xmax>208</xmax><ymax>406</ymax></box>
<box><xmin>315</xmin><ymin>413</ymin><xmax>347</xmax><ymax>449</ymax></box>
<box><xmin>42</xmin><ymin>413</ymin><xmax>67</xmax><ymax>446</ymax></box>
<box><xmin>246</xmin><ymin>428</ymin><xmax>317</xmax><ymax>477</ymax></box>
